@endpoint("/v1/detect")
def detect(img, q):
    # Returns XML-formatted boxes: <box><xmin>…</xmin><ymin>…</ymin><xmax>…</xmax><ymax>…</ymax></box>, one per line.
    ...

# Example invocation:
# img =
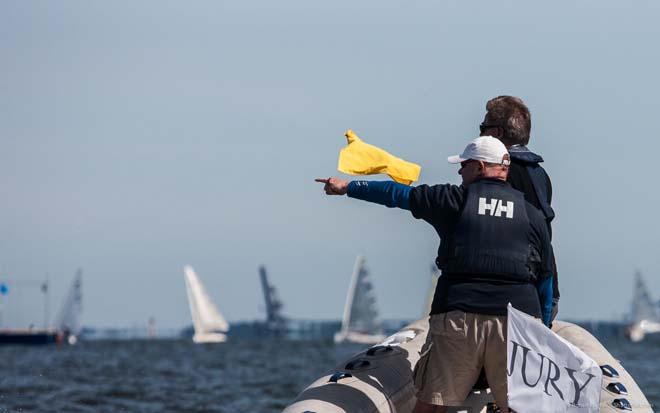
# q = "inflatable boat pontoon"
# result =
<box><xmin>283</xmin><ymin>318</ymin><xmax>653</xmax><ymax>413</ymax></box>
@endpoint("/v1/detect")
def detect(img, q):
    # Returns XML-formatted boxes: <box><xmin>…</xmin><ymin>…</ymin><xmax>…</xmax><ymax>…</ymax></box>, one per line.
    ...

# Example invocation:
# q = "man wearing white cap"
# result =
<box><xmin>316</xmin><ymin>136</ymin><xmax>553</xmax><ymax>412</ymax></box>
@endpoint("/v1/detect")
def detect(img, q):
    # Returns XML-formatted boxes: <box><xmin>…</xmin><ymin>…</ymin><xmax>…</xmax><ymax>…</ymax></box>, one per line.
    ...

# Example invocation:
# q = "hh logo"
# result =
<box><xmin>478</xmin><ymin>197</ymin><xmax>514</xmax><ymax>219</ymax></box>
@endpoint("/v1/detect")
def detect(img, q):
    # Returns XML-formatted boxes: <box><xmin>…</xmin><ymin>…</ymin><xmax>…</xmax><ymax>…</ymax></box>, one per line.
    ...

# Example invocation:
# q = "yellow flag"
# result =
<box><xmin>337</xmin><ymin>130</ymin><xmax>421</xmax><ymax>185</ymax></box>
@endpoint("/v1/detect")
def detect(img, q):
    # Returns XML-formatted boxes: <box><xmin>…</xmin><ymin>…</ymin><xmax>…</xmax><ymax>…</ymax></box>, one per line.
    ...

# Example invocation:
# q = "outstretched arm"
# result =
<box><xmin>315</xmin><ymin>177</ymin><xmax>412</xmax><ymax>210</ymax></box>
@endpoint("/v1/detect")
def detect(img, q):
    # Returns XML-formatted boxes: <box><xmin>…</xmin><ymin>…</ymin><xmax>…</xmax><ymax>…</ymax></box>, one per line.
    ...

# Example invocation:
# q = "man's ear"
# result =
<box><xmin>477</xmin><ymin>160</ymin><xmax>486</xmax><ymax>173</ymax></box>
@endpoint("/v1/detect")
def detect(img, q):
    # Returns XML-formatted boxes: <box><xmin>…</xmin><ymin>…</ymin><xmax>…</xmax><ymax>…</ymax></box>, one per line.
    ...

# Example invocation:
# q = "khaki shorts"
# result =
<box><xmin>413</xmin><ymin>311</ymin><xmax>508</xmax><ymax>410</ymax></box>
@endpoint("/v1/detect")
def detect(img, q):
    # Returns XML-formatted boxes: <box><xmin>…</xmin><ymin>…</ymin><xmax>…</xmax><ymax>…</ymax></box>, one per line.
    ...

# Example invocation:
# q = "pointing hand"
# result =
<box><xmin>315</xmin><ymin>177</ymin><xmax>349</xmax><ymax>195</ymax></box>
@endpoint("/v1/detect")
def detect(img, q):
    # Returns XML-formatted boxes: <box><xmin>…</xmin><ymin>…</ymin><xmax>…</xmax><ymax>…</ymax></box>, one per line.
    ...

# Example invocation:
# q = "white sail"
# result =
<box><xmin>335</xmin><ymin>256</ymin><xmax>385</xmax><ymax>344</ymax></box>
<box><xmin>423</xmin><ymin>263</ymin><xmax>440</xmax><ymax>317</ymax></box>
<box><xmin>56</xmin><ymin>269</ymin><xmax>83</xmax><ymax>339</ymax></box>
<box><xmin>183</xmin><ymin>266</ymin><xmax>229</xmax><ymax>343</ymax></box>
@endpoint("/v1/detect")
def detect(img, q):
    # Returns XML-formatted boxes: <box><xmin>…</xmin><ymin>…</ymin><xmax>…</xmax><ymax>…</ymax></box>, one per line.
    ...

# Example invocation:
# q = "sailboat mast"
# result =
<box><xmin>42</xmin><ymin>275</ymin><xmax>49</xmax><ymax>329</ymax></box>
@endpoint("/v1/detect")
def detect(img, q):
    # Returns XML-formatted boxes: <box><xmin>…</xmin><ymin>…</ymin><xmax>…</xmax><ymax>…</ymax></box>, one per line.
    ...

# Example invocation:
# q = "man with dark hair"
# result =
<box><xmin>481</xmin><ymin>96</ymin><xmax>532</xmax><ymax>147</ymax></box>
<box><xmin>480</xmin><ymin>96</ymin><xmax>559</xmax><ymax>320</ymax></box>
<box><xmin>316</xmin><ymin>136</ymin><xmax>554</xmax><ymax>413</ymax></box>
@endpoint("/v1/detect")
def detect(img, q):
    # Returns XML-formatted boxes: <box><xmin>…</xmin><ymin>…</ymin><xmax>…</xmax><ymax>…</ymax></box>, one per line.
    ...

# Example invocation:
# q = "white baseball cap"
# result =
<box><xmin>447</xmin><ymin>136</ymin><xmax>511</xmax><ymax>166</ymax></box>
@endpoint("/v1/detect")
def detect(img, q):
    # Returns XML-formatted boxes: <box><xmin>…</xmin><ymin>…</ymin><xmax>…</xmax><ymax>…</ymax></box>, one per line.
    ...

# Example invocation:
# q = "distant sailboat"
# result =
<box><xmin>183</xmin><ymin>266</ymin><xmax>229</xmax><ymax>344</ymax></box>
<box><xmin>423</xmin><ymin>263</ymin><xmax>440</xmax><ymax>317</ymax></box>
<box><xmin>334</xmin><ymin>256</ymin><xmax>386</xmax><ymax>344</ymax></box>
<box><xmin>258</xmin><ymin>266</ymin><xmax>288</xmax><ymax>336</ymax></box>
<box><xmin>55</xmin><ymin>269</ymin><xmax>83</xmax><ymax>345</ymax></box>
<box><xmin>626</xmin><ymin>271</ymin><xmax>660</xmax><ymax>342</ymax></box>
<box><xmin>0</xmin><ymin>269</ymin><xmax>82</xmax><ymax>345</ymax></box>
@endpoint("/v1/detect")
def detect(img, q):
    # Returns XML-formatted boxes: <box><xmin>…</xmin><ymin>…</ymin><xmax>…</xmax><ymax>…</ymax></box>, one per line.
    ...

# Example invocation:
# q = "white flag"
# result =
<box><xmin>507</xmin><ymin>304</ymin><xmax>602</xmax><ymax>412</ymax></box>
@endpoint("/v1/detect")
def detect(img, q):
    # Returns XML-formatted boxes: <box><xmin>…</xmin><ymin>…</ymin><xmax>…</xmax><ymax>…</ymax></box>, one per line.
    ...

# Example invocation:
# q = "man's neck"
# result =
<box><xmin>480</xmin><ymin>170</ymin><xmax>508</xmax><ymax>181</ymax></box>
<box><xmin>476</xmin><ymin>177</ymin><xmax>507</xmax><ymax>183</ymax></box>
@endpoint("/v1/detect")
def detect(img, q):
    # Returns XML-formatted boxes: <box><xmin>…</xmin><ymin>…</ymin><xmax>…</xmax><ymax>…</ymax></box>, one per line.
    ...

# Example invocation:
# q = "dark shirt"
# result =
<box><xmin>409</xmin><ymin>179</ymin><xmax>553</xmax><ymax>317</ymax></box>
<box><xmin>507</xmin><ymin>148</ymin><xmax>559</xmax><ymax>300</ymax></box>
<box><xmin>508</xmin><ymin>162</ymin><xmax>552</xmax><ymax>213</ymax></box>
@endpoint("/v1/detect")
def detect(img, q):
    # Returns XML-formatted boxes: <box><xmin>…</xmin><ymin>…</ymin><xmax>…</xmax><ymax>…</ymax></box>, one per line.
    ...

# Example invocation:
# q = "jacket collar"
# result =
<box><xmin>508</xmin><ymin>144</ymin><xmax>544</xmax><ymax>164</ymax></box>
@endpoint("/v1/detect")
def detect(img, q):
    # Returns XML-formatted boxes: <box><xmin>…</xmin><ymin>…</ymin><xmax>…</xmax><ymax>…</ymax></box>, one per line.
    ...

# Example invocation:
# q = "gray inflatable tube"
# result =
<box><xmin>283</xmin><ymin>318</ymin><xmax>653</xmax><ymax>413</ymax></box>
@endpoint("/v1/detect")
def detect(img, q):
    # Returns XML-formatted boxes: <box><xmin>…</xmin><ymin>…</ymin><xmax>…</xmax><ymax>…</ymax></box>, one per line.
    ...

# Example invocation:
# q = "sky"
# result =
<box><xmin>1</xmin><ymin>1</ymin><xmax>659</xmax><ymax>329</ymax></box>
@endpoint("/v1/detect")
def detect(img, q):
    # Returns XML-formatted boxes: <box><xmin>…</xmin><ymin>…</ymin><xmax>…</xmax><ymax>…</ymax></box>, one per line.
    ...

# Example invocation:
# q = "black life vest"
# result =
<box><xmin>436</xmin><ymin>179</ymin><xmax>539</xmax><ymax>283</ymax></box>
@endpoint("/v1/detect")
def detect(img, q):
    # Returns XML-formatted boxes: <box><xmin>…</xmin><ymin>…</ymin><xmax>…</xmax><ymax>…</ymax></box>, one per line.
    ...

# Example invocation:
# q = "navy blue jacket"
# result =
<box><xmin>507</xmin><ymin>145</ymin><xmax>559</xmax><ymax>301</ymax></box>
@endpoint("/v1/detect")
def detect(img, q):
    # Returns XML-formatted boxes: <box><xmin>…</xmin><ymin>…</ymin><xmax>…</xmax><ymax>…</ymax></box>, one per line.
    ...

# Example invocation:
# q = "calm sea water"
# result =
<box><xmin>1</xmin><ymin>335</ymin><xmax>658</xmax><ymax>413</ymax></box>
